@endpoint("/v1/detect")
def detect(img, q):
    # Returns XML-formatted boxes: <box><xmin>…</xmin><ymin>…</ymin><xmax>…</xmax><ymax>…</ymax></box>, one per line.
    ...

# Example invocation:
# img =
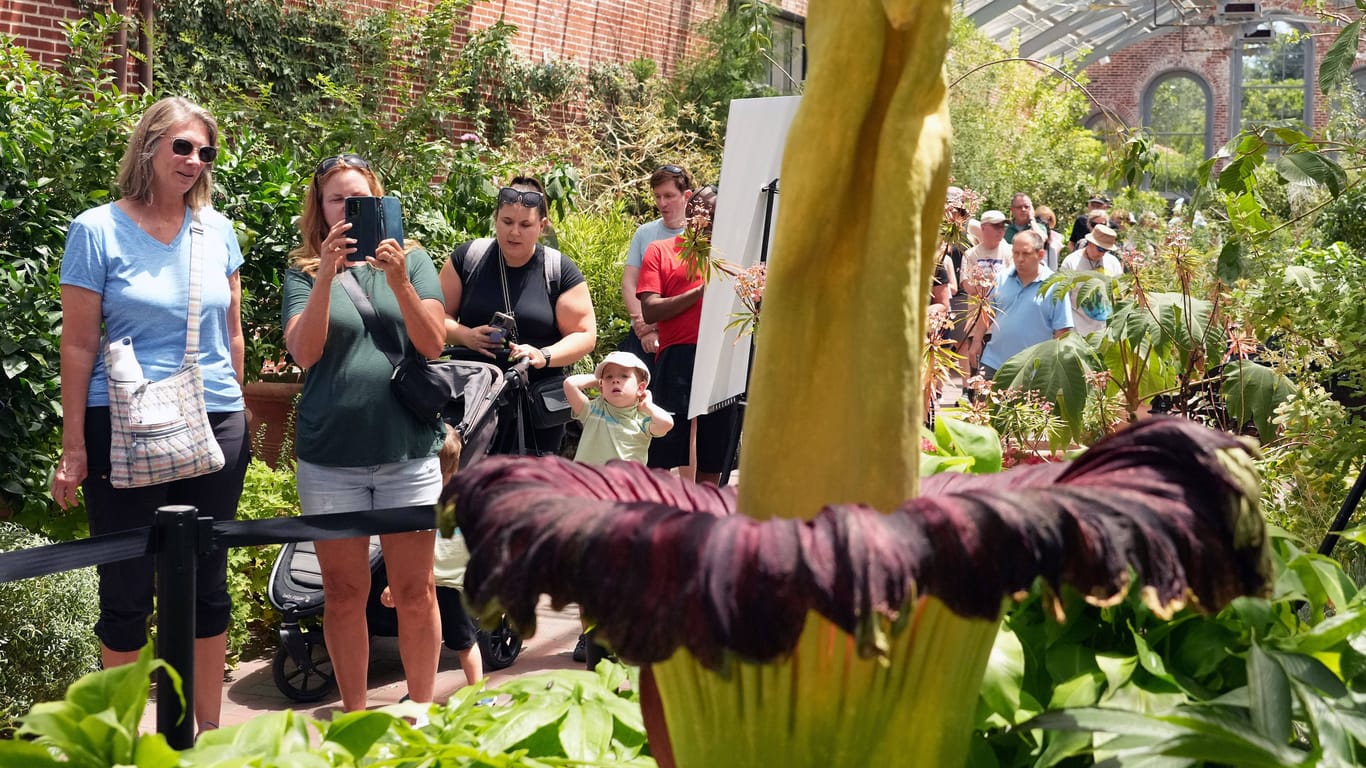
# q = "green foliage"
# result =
<box><xmin>555</xmin><ymin>208</ymin><xmax>637</xmax><ymax>362</ymax></box>
<box><xmin>1221</xmin><ymin>360</ymin><xmax>1296</xmax><ymax>441</ymax></box>
<box><xmin>0</xmin><ymin>523</ymin><xmax>101</xmax><ymax>735</ymax></box>
<box><xmin>975</xmin><ymin>530</ymin><xmax>1366</xmax><ymax>766</ymax></box>
<box><xmin>157</xmin><ymin>0</ymin><xmax>360</xmax><ymax>117</ymax></box>
<box><xmin>2</xmin><ymin>659</ymin><xmax>654</xmax><ymax>767</ymax></box>
<box><xmin>945</xmin><ymin>13</ymin><xmax>1104</xmax><ymax>218</ymax></box>
<box><xmin>225</xmin><ymin>458</ymin><xmax>300</xmax><ymax>665</ymax></box>
<box><xmin>0</xmin><ymin>16</ymin><xmax>146</xmax><ymax>521</ymax></box>
<box><xmin>1316</xmin><ymin>183</ymin><xmax>1366</xmax><ymax>254</ymax></box>
<box><xmin>993</xmin><ymin>333</ymin><xmax>1102</xmax><ymax>444</ymax></box>
<box><xmin>669</xmin><ymin>2</ymin><xmax>776</xmax><ymax>148</ymax></box>
<box><xmin>920</xmin><ymin>414</ymin><xmax>1003</xmax><ymax>475</ymax></box>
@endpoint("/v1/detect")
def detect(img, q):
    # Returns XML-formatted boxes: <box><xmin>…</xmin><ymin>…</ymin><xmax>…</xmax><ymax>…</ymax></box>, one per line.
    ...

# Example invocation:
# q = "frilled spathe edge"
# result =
<box><xmin>439</xmin><ymin>418</ymin><xmax>1270</xmax><ymax>670</ymax></box>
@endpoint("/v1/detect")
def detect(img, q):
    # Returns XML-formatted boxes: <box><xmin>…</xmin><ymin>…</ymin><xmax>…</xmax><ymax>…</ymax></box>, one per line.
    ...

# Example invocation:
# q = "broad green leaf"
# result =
<box><xmin>1029</xmin><ymin>707</ymin><xmax>1187</xmax><ymax>739</ymax></box>
<box><xmin>321</xmin><ymin>710</ymin><xmax>394</xmax><ymax>759</ymax></box>
<box><xmin>1297</xmin><ymin>689</ymin><xmax>1354</xmax><ymax>768</ymax></box>
<box><xmin>1096</xmin><ymin>654</ymin><xmax>1138</xmax><ymax>700</ymax></box>
<box><xmin>1221</xmin><ymin>361</ymin><xmax>1295</xmax><ymax>442</ymax></box>
<box><xmin>1318</xmin><ymin>20</ymin><xmax>1363</xmax><ymax>94</ymax></box>
<box><xmin>1130</xmin><ymin>623</ymin><xmax>1174</xmax><ymax>683</ymax></box>
<box><xmin>1280</xmin><ymin>607</ymin><xmax>1366</xmax><ymax>653</ymax></box>
<box><xmin>1217</xmin><ymin>240</ymin><xmax>1246</xmax><ymax>284</ymax></box>
<box><xmin>1226</xmin><ymin>191</ymin><xmax>1272</xmax><ymax>234</ymax></box>
<box><xmin>1248</xmin><ymin>642</ymin><xmax>1291</xmax><ymax>745</ymax></box>
<box><xmin>1218</xmin><ymin>154</ymin><xmax>1259</xmax><ymax>194</ymax></box>
<box><xmin>480</xmin><ymin>698</ymin><xmax>571</xmax><ymax>755</ymax></box>
<box><xmin>130</xmin><ymin>734</ymin><xmax>179</xmax><ymax>768</ymax></box>
<box><xmin>1050</xmin><ymin>672</ymin><xmax>1105</xmax><ymax>709</ymax></box>
<box><xmin>993</xmin><ymin>333</ymin><xmax>1101</xmax><ymax>443</ymax></box>
<box><xmin>559</xmin><ymin>700</ymin><xmax>613</xmax><ymax>760</ymax></box>
<box><xmin>981</xmin><ymin>624</ymin><xmax>1027</xmax><ymax>723</ymax></box>
<box><xmin>0</xmin><ymin>740</ymin><xmax>66</xmax><ymax>767</ymax></box>
<box><xmin>1275</xmin><ymin>151</ymin><xmax>1347</xmax><ymax>197</ymax></box>
<box><xmin>1283</xmin><ymin>265</ymin><xmax>1320</xmax><ymax>292</ymax></box>
<box><xmin>1274</xmin><ymin>651</ymin><xmax>1347</xmax><ymax>698</ymax></box>
<box><xmin>935</xmin><ymin>415</ymin><xmax>1002</xmax><ymax>474</ymax></box>
<box><xmin>919</xmin><ymin>452</ymin><xmax>975</xmax><ymax>476</ymax></box>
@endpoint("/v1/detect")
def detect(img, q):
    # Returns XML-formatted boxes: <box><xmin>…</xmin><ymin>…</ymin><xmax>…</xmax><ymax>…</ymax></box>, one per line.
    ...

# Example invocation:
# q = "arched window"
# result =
<box><xmin>1234</xmin><ymin>20</ymin><xmax>1312</xmax><ymax>133</ymax></box>
<box><xmin>1142</xmin><ymin>72</ymin><xmax>1212</xmax><ymax>197</ymax></box>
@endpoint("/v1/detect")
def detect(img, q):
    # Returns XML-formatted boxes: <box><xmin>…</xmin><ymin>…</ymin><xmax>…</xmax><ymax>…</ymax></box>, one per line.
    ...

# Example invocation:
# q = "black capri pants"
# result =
<box><xmin>82</xmin><ymin>407</ymin><xmax>250</xmax><ymax>652</ymax></box>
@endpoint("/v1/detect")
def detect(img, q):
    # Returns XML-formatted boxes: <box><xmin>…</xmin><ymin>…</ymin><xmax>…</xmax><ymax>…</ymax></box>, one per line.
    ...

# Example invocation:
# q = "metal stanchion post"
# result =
<box><xmin>155</xmin><ymin>505</ymin><xmax>199</xmax><ymax>749</ymax></box>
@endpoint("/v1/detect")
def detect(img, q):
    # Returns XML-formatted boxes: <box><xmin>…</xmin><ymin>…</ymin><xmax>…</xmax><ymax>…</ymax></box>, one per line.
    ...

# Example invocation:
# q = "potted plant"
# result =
<box><xmin>215</xmin><ymin>135</ymin><xmax>308</xmax><ymax>468</ymax></box>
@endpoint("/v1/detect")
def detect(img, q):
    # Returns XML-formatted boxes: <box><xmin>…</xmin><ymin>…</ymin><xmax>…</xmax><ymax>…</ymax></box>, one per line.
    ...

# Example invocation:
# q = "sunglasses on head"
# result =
<box><xmin>655</xmin><ymin>164</ymin><xmax>685</xmax><ymax>175</ymax></box>
<box><xmin>170</xmin><ymin>138</ymin><xmax>218</xmax><ymax>163</ymax></box>
<box><xmin>497</xmin><ymin>186</ymin><xmax>545</xmax><ymax>209</ymax></box>
<box><xmin>314</xmin><ymin>153</ymin><xmax>369</xmax><ymax>177</ymax></box>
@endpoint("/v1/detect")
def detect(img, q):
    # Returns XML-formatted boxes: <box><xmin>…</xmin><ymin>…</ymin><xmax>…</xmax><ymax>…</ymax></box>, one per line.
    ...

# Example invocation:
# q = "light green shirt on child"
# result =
<box><xmin>572</xmin><ymin>397</ymin><xmax>655</xmax><ymax>465</ymax></box>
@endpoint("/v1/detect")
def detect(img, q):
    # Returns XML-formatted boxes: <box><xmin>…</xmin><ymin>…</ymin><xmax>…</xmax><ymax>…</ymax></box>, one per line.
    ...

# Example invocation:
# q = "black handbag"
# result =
<box><xmin>339</xmin><ymin>270</ymin><xmax>458</xmax><ymax>423</ymax></box>
<box><xmin>527</xmin><ymin>374</ymin><xmax>571</xmax><ymax>428</ymax></box>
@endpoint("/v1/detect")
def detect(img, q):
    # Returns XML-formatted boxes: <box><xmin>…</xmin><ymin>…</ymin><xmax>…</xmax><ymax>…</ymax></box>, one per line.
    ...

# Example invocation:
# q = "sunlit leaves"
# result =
<box><xmin>1221</xmin><ymin>361</ymin><xmax>1296</xmax><ymax>443</ymax></box>
<box><xmin>1318</xmin><ymin>20</ymin><xmax>1363</xmax><ymax>95</ymax></box>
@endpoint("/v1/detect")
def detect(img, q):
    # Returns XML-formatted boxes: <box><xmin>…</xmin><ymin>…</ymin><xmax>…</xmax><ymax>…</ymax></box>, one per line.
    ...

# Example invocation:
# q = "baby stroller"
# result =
<box><xmin>267</xmin><ymin>358</ymin><xmax>532</xmax><ymax>702</ymax></box>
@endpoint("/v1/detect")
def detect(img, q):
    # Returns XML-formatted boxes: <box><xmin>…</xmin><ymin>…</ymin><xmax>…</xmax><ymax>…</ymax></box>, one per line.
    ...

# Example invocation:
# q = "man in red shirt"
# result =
<box><xmin>636</xmin><ymin>186</ymin><xmax>737</xmax><ymax>485</ymax></box>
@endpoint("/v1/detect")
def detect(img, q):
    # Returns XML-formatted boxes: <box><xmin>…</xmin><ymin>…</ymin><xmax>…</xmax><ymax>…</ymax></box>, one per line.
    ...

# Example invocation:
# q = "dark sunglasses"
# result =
<box><xmin>497</xmin><ymin>186</ymin><xmax>545</xmax><ymax>209</ymax></box>
<box><xmin>314</xmin><ymin>153</ymin><xmax>369</xmax><ymax>177</ymax></box>
<box><xmin>170</xmin><ymin>138</ymin><xmax>218</xmax><ymax>163</ymax></box>
<box><xmin>655</xmin><ymin>164</ymin><xmax>685</xmax><ymax>175</ymax></box>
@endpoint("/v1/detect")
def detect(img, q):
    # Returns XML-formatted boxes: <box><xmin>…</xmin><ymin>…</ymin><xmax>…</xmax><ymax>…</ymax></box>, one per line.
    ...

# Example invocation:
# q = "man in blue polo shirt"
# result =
<box><xmin>980</xmin><ymin>230</ymin><xmax>1073</xmax><ymax>379</ymax></box>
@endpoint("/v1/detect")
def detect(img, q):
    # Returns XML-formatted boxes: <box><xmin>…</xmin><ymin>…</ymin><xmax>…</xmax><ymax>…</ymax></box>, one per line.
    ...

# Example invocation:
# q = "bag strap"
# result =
<box><xmin>338</xmin><ymin>270</ymin><xmax>406</xmax><ymax>369</ymax></box>
<box><xmin>463</xmin><ymin>237</ymin><xmax>563</xmax><ymax>297</ymax></box>
<box><xmin>184</xmin><ymin>210</ymin><xmax>206</xmax><ymax>365</ymax></box>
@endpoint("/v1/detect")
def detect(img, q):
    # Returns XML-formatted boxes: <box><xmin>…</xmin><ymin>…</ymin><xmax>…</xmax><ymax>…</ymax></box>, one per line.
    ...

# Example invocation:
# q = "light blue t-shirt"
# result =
<box><xmin>626</xmin><ymin>218</ymin><xmax>685</xmax><ymax>269</ymax></box>
<box><xmin>981</xmin><ymin>265</ymin><xmax>1074</xmax><ymax>371</ymax></box>
<box><xmin>60</xmin><ymin>203</ymin><xmax>245</xmax><ymax>412</ymax></box>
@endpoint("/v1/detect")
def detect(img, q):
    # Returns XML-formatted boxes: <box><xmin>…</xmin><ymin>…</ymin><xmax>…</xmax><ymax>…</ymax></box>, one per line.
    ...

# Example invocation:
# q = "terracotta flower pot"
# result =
<box><xmin>243</xmin><ymin>380</ymin><xmax>303</xmax><ymax>469</ymax></box>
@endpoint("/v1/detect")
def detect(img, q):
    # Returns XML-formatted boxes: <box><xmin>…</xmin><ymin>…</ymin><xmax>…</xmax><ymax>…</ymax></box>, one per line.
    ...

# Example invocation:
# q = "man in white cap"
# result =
<box><xmin>956</xmin><ymin>209</ymin><xmax>1012</xmax><ymax>377</ymax></box>
<box><xmin>1060</xmin><ymin>223</ymin><xmax>1122</xmax><ymax>336</ymax></box>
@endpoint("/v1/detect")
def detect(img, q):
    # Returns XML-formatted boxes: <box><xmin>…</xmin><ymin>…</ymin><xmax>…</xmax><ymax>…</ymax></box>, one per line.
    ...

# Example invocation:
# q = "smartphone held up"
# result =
<box><xmin>344</xmin><ymin>195</ymin><xmax>405</xmax><ymax>261</ymax></box>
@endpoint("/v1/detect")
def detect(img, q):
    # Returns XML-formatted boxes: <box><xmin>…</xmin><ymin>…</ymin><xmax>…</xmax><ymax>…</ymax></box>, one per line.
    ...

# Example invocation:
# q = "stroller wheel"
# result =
<box><xmin>272</xmin><ymin>637</ymin><xmax>336</xmax><ymax>702</ymax></box>
<box><xmin>478</xmin><ymin>615</ymin><xmax>523</xmax><ymax>671</ymax></box>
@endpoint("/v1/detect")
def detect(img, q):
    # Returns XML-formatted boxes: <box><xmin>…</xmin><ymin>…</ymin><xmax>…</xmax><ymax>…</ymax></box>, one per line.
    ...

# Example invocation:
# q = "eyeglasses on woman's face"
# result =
<box><xmin>314</xmin><ymin>153</ymin><xmax>369</xmax><ymax>177</ymax></box>
<box><xmin>171</xmin><ymin>137</ymin><xmax>218</xmax><ymax>163</ymax></box>
<box><xmin>497</xmin><ymin>186</ymin><xmax>546</xmax><ymax>209</ymax></box>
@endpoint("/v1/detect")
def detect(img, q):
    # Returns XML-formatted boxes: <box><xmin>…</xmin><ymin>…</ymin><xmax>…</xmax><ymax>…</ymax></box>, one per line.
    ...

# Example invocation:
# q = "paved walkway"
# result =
<box><xmin>140</xmin><ymin>597</ymin><xmax>584</xmax><ymax>733</ymax></box>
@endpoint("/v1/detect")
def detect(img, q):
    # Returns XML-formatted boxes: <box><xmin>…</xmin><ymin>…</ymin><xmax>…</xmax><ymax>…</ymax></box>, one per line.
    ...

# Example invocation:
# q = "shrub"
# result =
<box><xmin>227</xmin><ymin>457</ymin><xmax>302</xmax><ymax>664</ymax></box>
<box><xmin>0</xmin><ymin>522</ymin><xmax>100</xmax><ymax>734</ymax></box>
<box><xmin>0</xmin><ymin>16</ymin><xmax>145</xmax><ymax>525</ymax></box>
<box><xmin>556</xmin><ymin>208</ymin><xmax>637</xmax><ymax>363</ymax></box>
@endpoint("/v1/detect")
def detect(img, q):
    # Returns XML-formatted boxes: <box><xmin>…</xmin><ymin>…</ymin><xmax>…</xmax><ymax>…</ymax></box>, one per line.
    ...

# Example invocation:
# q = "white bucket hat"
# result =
<box><xmin>594</xmin><ymin>350</ymin><xmax>651</xmax><ymax>387</ymax></box>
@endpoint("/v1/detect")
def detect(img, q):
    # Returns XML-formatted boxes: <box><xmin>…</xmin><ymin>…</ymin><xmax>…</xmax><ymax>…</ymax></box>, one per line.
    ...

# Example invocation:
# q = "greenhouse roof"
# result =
<box><xmin>958</xmin><ymin>0</ymin><xmax>1340</xmax><ymax>67</ymax></box>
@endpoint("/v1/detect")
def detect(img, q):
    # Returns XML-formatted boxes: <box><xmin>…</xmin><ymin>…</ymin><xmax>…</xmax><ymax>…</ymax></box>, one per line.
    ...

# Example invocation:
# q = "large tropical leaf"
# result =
<box><xmin>1221</xmin><ymin>360</ymin><xmax>1295</xmax><ymax>442</ymax></box>
<box><xmin>1276</xmin><ymin>151</ymin><xmax>1347</xmax><ymax>197</ymax></box>
<box><xmin>992</xmin><ymin>333</ymin><xmax>1102</xmax><ymax>443</ymax></box>
<box><xmin>441</xmin><ymin>419</ymin><xmax>1269</xmax><ymax>669</ymax></box>
<box><xmin>1318</xmin><ymin>19</ymin><xmax>1363</xmax><ymax>95</ymax></box>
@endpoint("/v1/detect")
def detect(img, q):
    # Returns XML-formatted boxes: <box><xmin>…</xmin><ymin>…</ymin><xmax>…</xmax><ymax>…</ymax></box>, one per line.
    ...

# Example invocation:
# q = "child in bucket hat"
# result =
<box><xmin>563</xmin><ymin>350</ymin><xmax>674</xmax><ymax>466</ymax></box>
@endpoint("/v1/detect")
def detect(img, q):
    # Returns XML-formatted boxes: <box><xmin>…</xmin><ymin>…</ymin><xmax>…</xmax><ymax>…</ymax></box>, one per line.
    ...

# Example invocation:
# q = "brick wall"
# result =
<box><xmin>1083</xmin><ymin>0</ymin><xmax>1364</xmax><ymax>144</ymax></box>
<box><xmin>1</xmin><ymin>0</ymin><xmax>88</xmax><ymax>67</ymax></box>
<box><xmin>7</xmin><ymin>0</ymin><xmax>807</xmax><ymax>85</ymax></box>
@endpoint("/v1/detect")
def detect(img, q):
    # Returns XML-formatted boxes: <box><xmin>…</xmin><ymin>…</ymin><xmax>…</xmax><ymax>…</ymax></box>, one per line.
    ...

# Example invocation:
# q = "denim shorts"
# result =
<box><xmin>296</xmin><ymin>456</ymin><xmax>442</xmax><ymax>516</ymax></box>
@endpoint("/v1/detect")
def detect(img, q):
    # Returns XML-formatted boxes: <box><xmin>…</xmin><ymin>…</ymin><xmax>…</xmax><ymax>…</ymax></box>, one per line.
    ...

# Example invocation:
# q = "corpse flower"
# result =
<box><xmin>440</xmin><ymin>419</ymin><xmax>1269</xmax><ymax>766</ymax></box>
<box><xmin>438</xmin><ymin>0</ymin><xmax>1273</xmax><ymax>765</ymax></box>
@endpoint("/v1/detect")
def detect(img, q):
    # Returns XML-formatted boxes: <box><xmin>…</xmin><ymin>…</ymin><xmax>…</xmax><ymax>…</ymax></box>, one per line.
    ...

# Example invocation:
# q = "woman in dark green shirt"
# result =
<box><xmin>282</xmin><ymin>154</ymin><xmax>446</xmax><ymax>714</ymax></box>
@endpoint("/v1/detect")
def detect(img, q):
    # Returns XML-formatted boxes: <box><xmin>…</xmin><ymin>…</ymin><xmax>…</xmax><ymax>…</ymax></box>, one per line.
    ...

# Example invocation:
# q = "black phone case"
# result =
<box><xmin>344</xmin><ymin>196</ymin><xmax>405</xmax><ymax>261</ymax></box>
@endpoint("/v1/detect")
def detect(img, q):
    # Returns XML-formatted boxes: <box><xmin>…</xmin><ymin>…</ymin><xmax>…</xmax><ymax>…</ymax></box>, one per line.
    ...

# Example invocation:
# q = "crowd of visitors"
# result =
<box><xmin>47</xmin><ymin>95</ymin><xmax>1171</xmax><ymax>728</ymax></box>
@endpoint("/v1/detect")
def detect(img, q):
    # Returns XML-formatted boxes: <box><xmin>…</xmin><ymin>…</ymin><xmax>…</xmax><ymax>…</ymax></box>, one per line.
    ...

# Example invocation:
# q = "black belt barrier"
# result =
<box><xmin>0</xmin><ymin>502</ymin><xmax>437</xmax><ymax>749</ymax></box>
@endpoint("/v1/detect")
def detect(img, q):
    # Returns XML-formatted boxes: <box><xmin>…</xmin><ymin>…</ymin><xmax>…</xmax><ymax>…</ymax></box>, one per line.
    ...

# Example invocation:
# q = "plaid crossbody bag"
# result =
<box><xmin>105</xmin><ymin>212</ymin><xmax>226</xmax><ymax>488</ymax></box>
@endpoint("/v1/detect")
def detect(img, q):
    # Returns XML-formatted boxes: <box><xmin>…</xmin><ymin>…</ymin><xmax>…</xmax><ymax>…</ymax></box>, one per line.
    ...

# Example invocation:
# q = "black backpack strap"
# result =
<box><xmin>338</xmin><ymin>270</ymin><xmax>405</xmax><ymax>368</ymax></box>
